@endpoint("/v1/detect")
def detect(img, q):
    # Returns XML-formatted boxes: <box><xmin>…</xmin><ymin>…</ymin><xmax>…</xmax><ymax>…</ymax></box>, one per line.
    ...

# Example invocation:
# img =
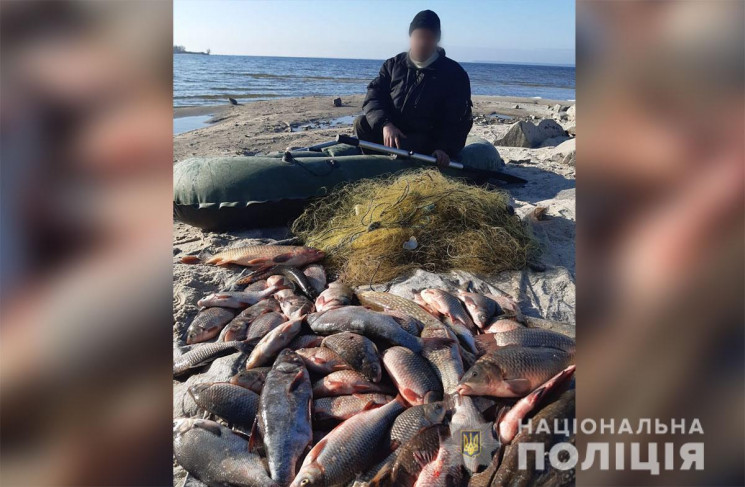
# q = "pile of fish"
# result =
<box><xmin>174</xmin><ymin>245</ymin><xmax>576</xmax><ymax>487</ymax></box>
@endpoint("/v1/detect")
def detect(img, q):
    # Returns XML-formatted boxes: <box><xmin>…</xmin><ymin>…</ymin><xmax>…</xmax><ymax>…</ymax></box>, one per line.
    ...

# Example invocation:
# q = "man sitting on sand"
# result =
<box><xmin>354</xmin><ymin>10</ymin><xmax>473</xmax><ymax>168</ymax></box>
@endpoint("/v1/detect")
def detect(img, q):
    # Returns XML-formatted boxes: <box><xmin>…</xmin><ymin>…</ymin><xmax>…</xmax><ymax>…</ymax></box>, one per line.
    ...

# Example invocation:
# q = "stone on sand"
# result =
<box><xmin>495</xmin><ymin>119</ymin><xmax>567</xmax><ymax>148</ymax></box>
<box><xmin>566</xmin><ymin>104</ymin><xmax>576</xmax><ymax>121</ymax></box>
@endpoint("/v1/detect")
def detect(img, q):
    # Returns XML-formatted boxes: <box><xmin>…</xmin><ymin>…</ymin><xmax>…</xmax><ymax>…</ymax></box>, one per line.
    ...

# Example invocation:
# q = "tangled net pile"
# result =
<box><xmin>291</xmin><ymin>169</ymin><xmax>538</xmax><ymax>286</ymax></box>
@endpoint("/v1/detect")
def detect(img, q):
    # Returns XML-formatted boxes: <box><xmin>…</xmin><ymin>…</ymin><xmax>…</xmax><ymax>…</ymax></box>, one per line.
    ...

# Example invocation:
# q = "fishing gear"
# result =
<box><xmin>335</xmin><ymin>134</ymin><xmax>526</xmax><ymax>184</ymax></box>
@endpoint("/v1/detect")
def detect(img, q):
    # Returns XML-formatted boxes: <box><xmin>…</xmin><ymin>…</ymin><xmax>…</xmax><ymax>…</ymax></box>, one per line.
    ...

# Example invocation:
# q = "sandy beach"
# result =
<box><xmin>172</xmin><ymin>94</ymin><xmax>576</xmax><ymax>485</ymax></box>
<box><xmin>173</xmin><ymin>92</ymin><xmax>576</xmax><ymax>326</ymax></box>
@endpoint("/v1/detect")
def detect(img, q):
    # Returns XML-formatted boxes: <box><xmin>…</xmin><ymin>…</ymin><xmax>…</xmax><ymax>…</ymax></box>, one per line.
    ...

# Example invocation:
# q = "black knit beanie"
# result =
<box><xmin>409</xmin><ymin>10</ymin><xmax>441</xmax><ymax>39</ymax></box>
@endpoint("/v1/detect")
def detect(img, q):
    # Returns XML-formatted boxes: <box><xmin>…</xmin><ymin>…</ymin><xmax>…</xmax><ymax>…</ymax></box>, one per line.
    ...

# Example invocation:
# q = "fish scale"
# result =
<box><xmin>382</xmin><ymin>346</ymin><xmax>442</xmax><ymax>405</ymax></box>
<box><xmin>245</xmin><ymin>312</ymin><xmax>286</xmax><ymax>341</ymax></box>
<box><xmin>296</xmin><ymin>347</ymin><xmax>352</xmax><ymax>375</ymax></box>
<box><xmin>420</xmin><ymin>288</ymin><xmax>476</xmax><ymax>331</ymax></box>
<box><xmin>478</xmin><ymin>327</ymin><xmax>576</xmax><ymax>356</ymax></box>
<box><xmin>356</xmin><ymin>290</ymin><xmax>444</xmax><ymax>329</ymax></box>
<box><xmin>303</xmin><ymin>264</ymin><xmax>327</xmax><ymax>296</ymax></box>
<box><xmin>198</xmin><ymin>287</ymin><xmax>280</xmax><ymax>309</ymax></box>
<box><xmin>315</xmin><ymin>281</ymin><xmax>355</xmax><ymax>312</ymax></box>
<box><xmin>230</xmin><ymin>367</ymin><xmax>270</xmax><ymax>394</ymax></box>
<box><xmin>420</xmin><ymin>324</ymin><xmax>464</xmax><ymax>394</ymax></box>
<box><xmin>322</xmin><ymin>332</ymin><xmax>382</xmax><ymax>382</ymax></box>
<box><xmin>311</xmin><ymin>369</ymin><xmax>393</xmax><ymax>397</ymax></box>
<box><xmin>362</xmin><ymin>401</ymin><xmax>449</xmax><ymax>485</ymax></box>
<box><xmin>173</xmin><ymin>340</ymin><xmax>249</xmax><ymax>376</ymax></box>
<box><xmin>188</xmin><ymin>382</ymin><xmax>259</xmax><ymax>427</ymax></box>
<box><xmin>457</xmin><ymin>291</ymin><xmax>498</xmax><ymax>329</ymax></box>
<box><xmin>389</xmin><ymin>402</ymin><xmax>447</xmax><ymax>448</ymax></box>
<box><xmin>391</xmin><ymin>424</ymin><xmax>449</xmax><ymax>487</ymax></box>
<box><xmin>274</xmin><ymin>289</ymin><xmax>314</xmax><ymax>319</ymax></box>
<box><xmin>245</xmin><ymin>317</ymin><xmax>303</xmax><ymax>369</ymax></box>
<box><xmin>312</xmin><ymin>393</ymin><xmax>393</xmax><ymax>422</ymax></box>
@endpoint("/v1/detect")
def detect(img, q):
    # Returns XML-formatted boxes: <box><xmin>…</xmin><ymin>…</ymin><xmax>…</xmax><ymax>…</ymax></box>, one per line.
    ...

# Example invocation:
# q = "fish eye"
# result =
<box><xmin>300</xmin><ymin>479</ymin><xmax>310</xmax><ymax>485</ymax></box>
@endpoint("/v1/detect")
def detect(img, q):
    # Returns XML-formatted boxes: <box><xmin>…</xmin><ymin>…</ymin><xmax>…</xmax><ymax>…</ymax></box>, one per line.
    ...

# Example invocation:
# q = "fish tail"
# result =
<box><xmin>180</xmin><ymin>255</ymin><xmax>201</xmax><ymax>264</ymax></box>
<box><xmin>180</xmin><ymin>249</ymin><xmax>216</xmax><ymax>265</ymax></box>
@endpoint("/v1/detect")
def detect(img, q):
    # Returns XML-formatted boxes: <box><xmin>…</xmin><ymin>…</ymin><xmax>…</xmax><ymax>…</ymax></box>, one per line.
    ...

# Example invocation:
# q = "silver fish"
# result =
<box><xmin>198</xmin><ymin>287</ymin><xmax>280</xmax><ymax>309</ymax></box>
<box><xmin>315</xmin><ymin>281</ymin><xmax>354</xmax><ymax>312</ymax></box>
<box><xmin>274</xmin><ymin>289</ymin><xmax>314</xmax><ymax>319</ymax></box>
<box><xmin>311</xmin><ymin>370</ymin><xmax>394</xmax><ymax>398</ymax></box>
<box><xmin>245</xmin><ymin>318</ymin><xmax>303</xmax><ymax>369</ymax></box>
<box><xmin>291</xmin><ymin>396</ymin><xmax>407</xmax><ymax>487</ymax></box>
<box><xmin>476</xmin><ymin>327</ymin><xmax>576</xmax><ymax>356</ymax></box>
<box><xmin>188</xmin><ymin>382</ymin><xmax>259</xmax><ymax>428</ymax></box>
<box><xmin>420</xmin><ymin>324</ymin><xmax>464</xmax><ymax>395</ymax></box>
<box><xmin>322</xmin><ymin>332</ymin><xmax>381</xmax><ymax>382</ymax></box>
<box><xmin>457</xmin><ymin>346</ymin><xmax>573</xmax><ymax>397</ymax></box>
<box><xmin>185</xmin><ymin>307</ymin><xmax>237</xmax><ymax>344</ymax></box>
<box><xmin>307</xmin><ymin>306</ymin><xmax>425</xmax><ymax>352</ymax></box>
<box><xmin>303</xmin><ymin>264</ymin><xmax>327</xmax><ymax>296</ymax></box>
<box><xmin>245</xmin><ymin>312</ymin><xmax>286</xmax><ymax>341</ymax></box>
<box><xmin>173</xmin><ymin>418</ymin><xmax>276</xmax><ymax>487</ymax></box>
<box><xmin>456</xmin><ymin>291</ymin><xmax>498</xmax><ymax>329</ymax></box>
<box><xmin>173</xmin><ymin>340</ymin><xmax>252</xmax><ymax>376</ymax></box>
<box><xmin>296</xmin><ymin>347</ymin><xmax>352</xmax><ymax>375</ymax></box>
<box><xmin>381</xmin><ymin>346</ymin><xmax>443</xmax><ymax>406</ymax></box>
<box><xmin>259</xmin><ymin>349</ymin><xmax>312</xmax><ymax>486</ymax></box>
<box><xmin>312</xmin><ymin>393</ymin><xmax>393</xmax><ymax>422</ymax></box>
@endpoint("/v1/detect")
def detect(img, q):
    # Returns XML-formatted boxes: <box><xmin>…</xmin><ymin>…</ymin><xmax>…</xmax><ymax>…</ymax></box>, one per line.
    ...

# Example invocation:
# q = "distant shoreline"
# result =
<box><xmin>173</xmin><ymin>94</ymin><xmax>574</xmax><ymax>113</ymax></box>
<box><xmin>174</xmin><ymin>52</ymin><xmax>573</xmax><ymax>67</ymax></box>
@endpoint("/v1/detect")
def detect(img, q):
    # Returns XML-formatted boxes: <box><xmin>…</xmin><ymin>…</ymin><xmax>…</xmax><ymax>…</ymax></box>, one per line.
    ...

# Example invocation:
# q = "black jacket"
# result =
<box><xmin>362</xmin><ymin>49</ymin><xmax>473</xmax><ymax>157</ymax></box>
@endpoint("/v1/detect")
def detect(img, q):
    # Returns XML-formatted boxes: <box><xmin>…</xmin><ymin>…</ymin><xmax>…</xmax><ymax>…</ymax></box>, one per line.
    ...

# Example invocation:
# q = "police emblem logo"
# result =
<box><xmin>462</xmin><ymin>430</ymin><xmax>481</xmax><ymax>457</ymax></box>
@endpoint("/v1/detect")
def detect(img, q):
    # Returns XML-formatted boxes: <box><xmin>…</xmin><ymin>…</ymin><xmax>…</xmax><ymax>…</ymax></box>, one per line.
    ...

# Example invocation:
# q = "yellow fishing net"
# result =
<box><xmin>291</xmin><ymin>169</ymin><xmax>538</xmax><ymax>285</ymax></box>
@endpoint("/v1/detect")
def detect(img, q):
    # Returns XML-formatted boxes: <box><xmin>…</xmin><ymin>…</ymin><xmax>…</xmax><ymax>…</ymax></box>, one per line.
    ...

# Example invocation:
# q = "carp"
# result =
<box><xmin>315</xmin><ymin>281</ymin><xmax>355</xmax><ymax>313</ymax></box>
<box><xmin>291</xmin><ymin>396</ymin><xmax>407</xmax><ymax>487</ymax></box>
<box><xmin>246</xmin><ymin>318</ymin><xmax>303</xmax><ymax>369</ymax></box>
<box><xmin>381</xmin><ymin>346</ymin><xmax>443</xmax><ymax>405</ymax></box>
<box><xmin>296</xmin><ymin>347</ymin><xmax>352</xmax><ymax>375</ymax></box>
<box><xmin>185</xmin><ymin>307</ymin><xmax>236</xmax><ymax>344</ymax></box>
<box><xmin>322</xmin><ymin>331</ymin><xmax>381</xmax><ymax>382</ymax></box>
<box><xmin>173</xmin><ymin>418</ymin><xmax>276</xmax><ymax>487</ymax></box>
<box><xmin>259</xmin><ymin>350</ymin><xmax>313</xmax><ymax>486</ymax></box>
<box><xmin>457</xmin><ymin>346</ymin><xmax>573</xmax><ymax>397</ymax></box>
<box><xmin>188</xmin><ymin>382</ymin><xmax>259</xmax><ymax>428</ymax></box>
<box><xmin>184</xmin><ymin>245</ymin><xmax>324</xmax><ymax>270</ymax></box>
<box><xmin>198</xmin><ymin>287</ymin><xmax>280</xmax><ymax>309</ymax></box>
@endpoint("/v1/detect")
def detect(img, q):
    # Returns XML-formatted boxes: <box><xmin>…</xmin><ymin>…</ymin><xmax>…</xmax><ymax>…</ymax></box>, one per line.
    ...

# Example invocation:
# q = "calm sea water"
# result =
<box><xmin>174</xmin><ymin>54</ymin><xmax>575</xmax><ymax>107</ymax></box>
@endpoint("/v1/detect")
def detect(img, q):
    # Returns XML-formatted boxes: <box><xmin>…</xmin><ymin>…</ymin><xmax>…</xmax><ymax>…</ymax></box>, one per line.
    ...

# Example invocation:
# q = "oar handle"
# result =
<box><xmin>335</xmin><ymin>135</ymin><xmax>526</xmax><ymax>184</ymax></box>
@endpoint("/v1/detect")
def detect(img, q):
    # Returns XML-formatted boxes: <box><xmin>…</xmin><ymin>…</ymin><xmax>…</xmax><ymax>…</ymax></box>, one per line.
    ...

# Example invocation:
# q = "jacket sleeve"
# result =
<box><xmin>434</xmin><ymin>69</ymin><xmax>473</xmax><ymax>158</ymax></box>
<box><xmin>362</xmin><ymin>59</ymin><xmax>394</xmax><ymax>131</ymax></box>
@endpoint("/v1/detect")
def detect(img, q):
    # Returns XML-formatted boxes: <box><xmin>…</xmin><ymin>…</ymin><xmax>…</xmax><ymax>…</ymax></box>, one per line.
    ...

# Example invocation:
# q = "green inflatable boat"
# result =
<box><xmin>174</xmin><ymin>136</ymin><xmax>505</xmax><ymax>230</ymax></box>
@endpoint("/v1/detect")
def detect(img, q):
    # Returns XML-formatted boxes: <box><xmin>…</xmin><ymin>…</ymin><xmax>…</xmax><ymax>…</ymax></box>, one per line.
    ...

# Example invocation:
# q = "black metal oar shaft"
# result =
<box><xmin>335</xmin><ymin>134</ymin><xmax>526</xmax><ymax>184</ymax></box>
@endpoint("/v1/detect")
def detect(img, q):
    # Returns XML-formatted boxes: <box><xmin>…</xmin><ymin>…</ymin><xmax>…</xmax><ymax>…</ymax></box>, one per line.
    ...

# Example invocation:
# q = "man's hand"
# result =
<box><xmin>383</xmin><ymin>123</ymin><xmax>406</xmax><ymax>148</ymax></box>
<box><xmin>432</xmin><ymin>149</ymin><xmax>450</xmax><ymax>169</ymax></box>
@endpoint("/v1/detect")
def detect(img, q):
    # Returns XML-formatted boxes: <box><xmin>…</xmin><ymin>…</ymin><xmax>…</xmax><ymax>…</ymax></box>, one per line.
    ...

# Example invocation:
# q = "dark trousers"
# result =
<box><xmin>354</xmin><ymin>115</ymin><xmax>435</xmax><ymax>155</ymax></box>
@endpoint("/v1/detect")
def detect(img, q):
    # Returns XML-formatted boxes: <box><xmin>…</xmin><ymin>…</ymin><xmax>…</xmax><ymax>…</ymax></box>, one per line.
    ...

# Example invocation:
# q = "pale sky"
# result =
<box><xmin>174</xmin><ymin>0</ymin><xmax>575</xmax><ymax>65</ymax></box>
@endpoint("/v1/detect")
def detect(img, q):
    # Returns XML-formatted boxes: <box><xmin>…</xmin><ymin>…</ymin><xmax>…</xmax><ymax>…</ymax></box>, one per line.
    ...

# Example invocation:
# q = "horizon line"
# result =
<box><xmin>174</xmin><ymin>51</ymin><xmax>576</xmax><ymax>67</ymax></box>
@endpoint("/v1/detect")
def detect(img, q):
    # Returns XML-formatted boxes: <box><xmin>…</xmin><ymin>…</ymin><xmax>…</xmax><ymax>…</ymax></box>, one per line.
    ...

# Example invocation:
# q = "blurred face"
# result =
<box><xmin>409</xmin><ymin>28</ymin><xmax>438</xmax><ymax>62</ymax></box>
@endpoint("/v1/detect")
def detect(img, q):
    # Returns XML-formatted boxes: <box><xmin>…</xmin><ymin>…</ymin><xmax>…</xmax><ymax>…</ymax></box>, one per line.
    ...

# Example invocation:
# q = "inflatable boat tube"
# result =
<box><xmin>174</xmin><ymin>137</ymin><xmax>503</xmax><ymax>230</ymax></box>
